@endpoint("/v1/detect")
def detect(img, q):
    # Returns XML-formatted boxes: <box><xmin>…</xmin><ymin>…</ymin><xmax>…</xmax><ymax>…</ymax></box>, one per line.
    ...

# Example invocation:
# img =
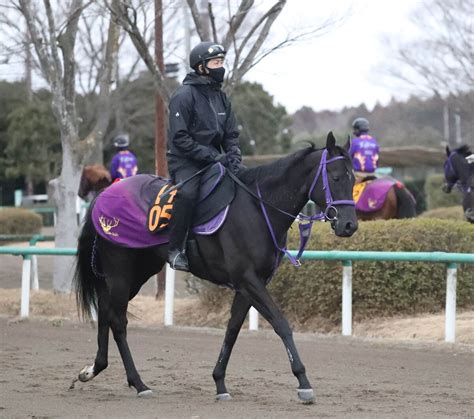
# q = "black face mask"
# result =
<box><xmin>207</xmin><ymin>67</ymin><xmax>225</xmax><ymax>83</ymax></box>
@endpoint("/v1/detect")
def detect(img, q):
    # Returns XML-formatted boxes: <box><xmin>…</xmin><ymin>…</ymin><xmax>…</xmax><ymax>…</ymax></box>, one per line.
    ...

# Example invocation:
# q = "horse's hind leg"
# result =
<box><xmin>108</xmin><ymin>283</ymin><xmax>152</xmax><ymax>397</ymax></box>
<box><xmin>212</xmin><ymin>292</ymin><xmax>251</xmax><ymax>401</ymax></box>
<box><xmin>241</xmin><ymin>278</ymin><xmax>314</xmax><ymax>404</ymax></box>
<box><xmin>78</xmin><ymin>289</ymin><xmax>110</xmax><ymax>382</ymax></box>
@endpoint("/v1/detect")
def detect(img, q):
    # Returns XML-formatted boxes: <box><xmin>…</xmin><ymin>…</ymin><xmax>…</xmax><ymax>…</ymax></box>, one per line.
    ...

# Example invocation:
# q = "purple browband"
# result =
<box><xmin>258</xmin><ymin>149</ymin><xmax>355</xmax><ymax>267</ymax></box>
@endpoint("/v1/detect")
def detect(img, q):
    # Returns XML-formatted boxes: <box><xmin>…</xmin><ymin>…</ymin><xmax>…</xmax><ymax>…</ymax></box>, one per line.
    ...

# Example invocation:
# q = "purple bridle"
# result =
<box><xmin>257</xmin><ymin>149</ymin><xmax>355</xmax><ymax>267</ymax></box>
<box><xmin>306</xmin><ymin>149</ymin><xmax>356</xmax><ymax>220</ymax></box>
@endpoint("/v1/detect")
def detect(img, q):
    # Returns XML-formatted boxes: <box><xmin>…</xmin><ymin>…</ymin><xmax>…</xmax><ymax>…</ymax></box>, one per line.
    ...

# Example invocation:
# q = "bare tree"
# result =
<box><xmin>107</xmin><ymin>0</ymin><xmax>339</xmax><ymax>99</ymax></box>
<box><xmin>384</xmin><ymin>0</ymin><xmax>474</xmax><ymax>97</ymax></box>
<box><xmin>3</xmin><ymin>0</ymin><xmax>120</xmax><ymax>293</ymax></box>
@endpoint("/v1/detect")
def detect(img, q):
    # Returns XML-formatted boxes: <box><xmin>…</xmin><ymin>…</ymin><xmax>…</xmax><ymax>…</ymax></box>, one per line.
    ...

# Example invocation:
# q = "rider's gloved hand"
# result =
<box><xmin>229</xmin><ymin>161</ymin><xmax>247</xmax><ymax>176</ymax></box>
<box><xmin>214</xmin><ymin>153</ymin><xmax>229</xmax><ymax>166</ymax></box>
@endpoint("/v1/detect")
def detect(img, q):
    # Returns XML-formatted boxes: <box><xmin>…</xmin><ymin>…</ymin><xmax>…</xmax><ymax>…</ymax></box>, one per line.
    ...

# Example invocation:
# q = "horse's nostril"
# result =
<box><xmin>345</xmin><ymin>221</ymin><xmax>356</xmax><ymax>232</ymax></box>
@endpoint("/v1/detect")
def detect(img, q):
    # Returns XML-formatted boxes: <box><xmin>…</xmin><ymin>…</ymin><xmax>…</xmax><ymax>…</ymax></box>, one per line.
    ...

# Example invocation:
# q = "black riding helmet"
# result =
<box><xmin>189</xmin><ymin>41</ymin><xmax>226</xmax><ymax>71</ymax></box>
<box><xmin>113</xmin><ymin>133</ymin><xmax>130</xmax><ymax>148</ymax></box>
<box><xmin>352</xmin><ymin>117</ymin><xmax>370</xmax><ymax>134</ymax></box>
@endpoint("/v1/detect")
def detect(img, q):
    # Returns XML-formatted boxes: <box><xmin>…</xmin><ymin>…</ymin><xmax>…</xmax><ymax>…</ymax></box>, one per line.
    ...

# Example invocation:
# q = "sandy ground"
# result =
<box><xmin>1</xmin><ymin>237</ymin><xmax>474</xmax><ymax>417</ymax></box>
<box><xmin>1</xmin><ymin>317</ymin><xmax>473</xmax><ymax>418</ymax></box>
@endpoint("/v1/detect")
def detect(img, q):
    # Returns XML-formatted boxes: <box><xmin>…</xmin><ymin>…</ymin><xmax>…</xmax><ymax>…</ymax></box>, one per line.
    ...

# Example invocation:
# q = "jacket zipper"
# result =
<box><xmin>208</xmin><ymin>98</ymin><xmax>219</xmax><ymax>131</ymax></box>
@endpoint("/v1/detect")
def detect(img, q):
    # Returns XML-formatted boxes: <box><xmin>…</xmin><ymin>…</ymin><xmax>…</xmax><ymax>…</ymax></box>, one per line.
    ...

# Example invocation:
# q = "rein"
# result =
<box><xmin>228</xmin><ymin>149</ymin><xmax>355</xmax><ymax>266</ymax></box>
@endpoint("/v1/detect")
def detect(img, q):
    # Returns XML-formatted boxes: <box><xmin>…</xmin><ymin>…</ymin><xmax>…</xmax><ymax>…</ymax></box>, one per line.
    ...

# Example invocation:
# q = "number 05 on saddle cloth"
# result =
<box><xmin>91</xmin><ymin>164</ymin><xmax>235</xmax><ymax>248</ymax></box>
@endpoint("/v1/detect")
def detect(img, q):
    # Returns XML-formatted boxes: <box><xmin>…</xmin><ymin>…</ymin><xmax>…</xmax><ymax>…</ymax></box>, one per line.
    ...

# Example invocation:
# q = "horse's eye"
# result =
<box><xmin>332</xmin><ymin>175</ymin><xmax>340</xmax><ymax>181</ymax></box>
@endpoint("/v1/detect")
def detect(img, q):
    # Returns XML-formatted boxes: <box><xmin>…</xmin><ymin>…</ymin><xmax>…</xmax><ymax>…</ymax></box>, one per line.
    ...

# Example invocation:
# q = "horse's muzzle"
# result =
<box><xmin>333</xmin><ymin>219</ymin><xmax>358</xmax><ymax>237</ymax></box>
<box><xmin>442</xmin><ymin>183</ymin><xmax>452</xmax><ymax>194</ymax></box>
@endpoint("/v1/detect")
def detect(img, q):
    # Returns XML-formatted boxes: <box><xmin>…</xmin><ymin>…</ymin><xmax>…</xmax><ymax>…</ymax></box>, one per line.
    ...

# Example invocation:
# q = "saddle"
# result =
<box><xmin>353</xmin><ymin>178</ymin><xmax>397</xmax><ymax>212</ymax></box>
<box><xmin>91</xmin><ymin>164</ymin><xmax>236</xmax><ymax>248</ymax></box>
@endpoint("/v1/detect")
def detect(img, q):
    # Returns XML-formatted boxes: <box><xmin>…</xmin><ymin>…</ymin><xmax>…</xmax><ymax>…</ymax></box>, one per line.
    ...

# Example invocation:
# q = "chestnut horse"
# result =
<box><xmin>355</xmin><ymin>177</ymin><xmax>417</xmax><ymax>221</ymax></box>
<box><xmin>78</xmin><ymin>164</ymin><xmax>112</xmax><ymax>200</ymax></box>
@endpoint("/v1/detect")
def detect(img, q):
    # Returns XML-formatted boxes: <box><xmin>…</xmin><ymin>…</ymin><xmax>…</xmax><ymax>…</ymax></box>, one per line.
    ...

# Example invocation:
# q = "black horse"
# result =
<box><xmin>73</xmin><ymin>132</ymin><xmax>358</xmax><ymax>403</ymax></box>
<box><xmin>443</xmin><ymin>145</ymin><xmax>474</xmax><ymax>223</ymax></box>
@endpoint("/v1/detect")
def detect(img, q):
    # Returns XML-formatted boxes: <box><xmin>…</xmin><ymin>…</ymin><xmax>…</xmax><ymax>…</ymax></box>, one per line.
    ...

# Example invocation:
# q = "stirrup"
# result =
<box><xmin>168</xmin><ymin>250</ymin><xmax>189</xmax><ymax>272</ymax></box>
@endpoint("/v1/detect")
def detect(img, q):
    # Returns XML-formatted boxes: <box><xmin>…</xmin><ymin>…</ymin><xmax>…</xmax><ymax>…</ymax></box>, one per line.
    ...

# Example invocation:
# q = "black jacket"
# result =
<box><xmin>167</xmin><ymin>72</ymin><xmax>241</xmax><ymax>167</ymax></box>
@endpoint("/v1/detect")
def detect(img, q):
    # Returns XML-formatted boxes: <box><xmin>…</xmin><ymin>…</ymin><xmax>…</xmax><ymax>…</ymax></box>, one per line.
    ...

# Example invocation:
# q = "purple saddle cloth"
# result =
<box><xmin>355</xmin><ymin>179</ymin><xmax>396</xmax><ymax>212</ymax></box>
<box><xmin>92</xmin><ymin>173</ymin><xmax>230</xmax><ymax>248</ymax></box>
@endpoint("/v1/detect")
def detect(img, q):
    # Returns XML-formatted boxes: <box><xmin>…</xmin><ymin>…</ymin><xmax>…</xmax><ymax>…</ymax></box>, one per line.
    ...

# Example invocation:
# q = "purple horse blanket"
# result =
<box><xmin>354</xmin><ymin>179</ymin><xmax>396</xmax><ymax>212</ymax></box>
<box><xmin>92</xmin><ymin>174</ymin><xmax>229</xmax><ymax>248</ymax></box>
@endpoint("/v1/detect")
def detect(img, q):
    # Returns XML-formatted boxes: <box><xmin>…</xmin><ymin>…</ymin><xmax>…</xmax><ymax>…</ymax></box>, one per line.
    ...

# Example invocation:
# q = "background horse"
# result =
<box><xmin>443</xmin><ymin>145</ymin><xmax>474</xmax><ymax>223</ymax></box>
<box><xmin>73</xmin><ymin>133</ymin><xmax>357</xmax><ymax>403</ymax></box>
<box><xmin>355</xmin><ymin>177</ymin><xmax>417</xmax><ymax>221</ymax></box>
<box><xmin>78</xmin><ymin>164</ymin><xmax>112</xmax><ymax>200</ymax></box>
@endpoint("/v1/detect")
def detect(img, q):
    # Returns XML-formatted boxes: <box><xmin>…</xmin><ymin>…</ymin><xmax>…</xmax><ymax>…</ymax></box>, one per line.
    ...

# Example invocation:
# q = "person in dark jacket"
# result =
<box><xmin>166</xmin><ymin>41</ymin><xmax>243</xmax><ymax>271</ymax></box>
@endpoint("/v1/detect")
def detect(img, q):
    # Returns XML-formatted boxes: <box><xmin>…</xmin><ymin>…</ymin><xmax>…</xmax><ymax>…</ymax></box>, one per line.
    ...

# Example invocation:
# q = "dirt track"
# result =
<box><xmin>1</xmin><ymin>317</ymin><xmax>472</xmax><ymax>418</ymax></box>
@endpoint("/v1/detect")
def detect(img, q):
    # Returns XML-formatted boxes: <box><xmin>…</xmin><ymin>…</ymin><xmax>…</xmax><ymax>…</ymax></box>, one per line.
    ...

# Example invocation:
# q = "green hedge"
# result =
<box><xmin>200</xmin><ymin>219</ymin><xmax>474</xmax><ymax>324</ymax></box>
<box><xmin>0</xmin><ymin>208</ymin><xmax>43</xmax><ymax>234</ymax></box>
<box><xmin>425</xmin><ymin>174</ymin><xmax>463</xmax><ymax>210</ymax></box>
<box><xmin>420</xmin><ymin>206</ymin><xmax>465</xmax><ymax>221</ymax></box>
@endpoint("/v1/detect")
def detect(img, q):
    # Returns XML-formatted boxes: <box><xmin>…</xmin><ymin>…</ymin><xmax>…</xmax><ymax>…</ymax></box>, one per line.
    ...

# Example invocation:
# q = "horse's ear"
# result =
<box><xmin>343</xmin><ymin>135</ymin><xmax>351</xmax><ymax>151</ymax></box>
<box><xmin>446</xmin><ymin>146</ymin><xmax>451</xmax><ymax>157</ymax></box>
<box><xmin>326</xmin><ymin>131</ymin><xmax>336</xmax><ymax>150</ymax></box>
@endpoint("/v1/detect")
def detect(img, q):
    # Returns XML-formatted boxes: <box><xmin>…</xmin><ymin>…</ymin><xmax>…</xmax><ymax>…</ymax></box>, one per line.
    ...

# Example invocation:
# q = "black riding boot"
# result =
<box><xmin>167</xmin><ymin>197</ymin><xmax>193</xmax><ymax>272</ymax></box>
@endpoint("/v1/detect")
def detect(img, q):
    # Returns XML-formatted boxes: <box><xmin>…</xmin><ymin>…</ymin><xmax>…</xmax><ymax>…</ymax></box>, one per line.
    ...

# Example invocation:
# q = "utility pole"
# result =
<box><xmin>155</xmin><ymin>0</ymin><xmax>167</xmax><ymax>298</ymax></box>
<box><xmin>155</xmin><ymin>0</ymin><xmax>167</xmax><ymax>177</ymax></box>
<box><xmin>454</xmin><ymin>108</ymin><xmax>462</xmax><ymax>145</ymax></box>
<box><xmin>443</xmin><ymin>103</ymin><xmax>450</xmax><ymax>146</ymax></box>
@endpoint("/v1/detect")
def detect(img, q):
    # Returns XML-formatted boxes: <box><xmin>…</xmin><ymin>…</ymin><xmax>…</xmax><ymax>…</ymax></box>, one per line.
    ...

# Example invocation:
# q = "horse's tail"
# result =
<box><xmin>395</xmin><ymin>185</ymin><xmax>417</xmax><ymax>218</ymax></box>
<box><xmin>73</xmin><ymin>202</ymin><xmax>105</xmax><ymax>320</ymax></box>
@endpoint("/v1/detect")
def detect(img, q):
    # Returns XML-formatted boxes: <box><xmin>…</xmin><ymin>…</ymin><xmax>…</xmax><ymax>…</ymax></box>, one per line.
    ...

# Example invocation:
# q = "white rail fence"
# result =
<box><xmin>1</xmin><ymin>246</ymin><xmax>472</xmax><ymax>343</ymax></box>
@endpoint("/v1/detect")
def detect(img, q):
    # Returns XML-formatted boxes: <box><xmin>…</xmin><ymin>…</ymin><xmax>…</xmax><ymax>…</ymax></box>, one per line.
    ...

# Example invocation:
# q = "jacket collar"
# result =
<box><xmin>182</xmin><ymin>71</ymin><xmax>222</xmax><ymax>89</ymax></box>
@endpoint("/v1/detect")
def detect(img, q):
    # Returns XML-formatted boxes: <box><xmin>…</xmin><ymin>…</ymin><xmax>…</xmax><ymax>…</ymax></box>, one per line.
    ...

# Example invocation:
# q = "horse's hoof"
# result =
<box><xmin>78</xmin><ymin>364</ymin><xmax>95</xmax><ymax>382</ymax></box>
<box><xmin>216</xmin><ymin>392</ymin><xmax>232</xmax><ymax>401</ymax></box>
<box><xmin>137</xmin><ymin>389</ymin><xmax>153</xmax><ymax>398</ymax></box>
<box><xmin>297</xmin><ymin>388</ymin><xmax>315</xmax><ymax>404</ymax></box>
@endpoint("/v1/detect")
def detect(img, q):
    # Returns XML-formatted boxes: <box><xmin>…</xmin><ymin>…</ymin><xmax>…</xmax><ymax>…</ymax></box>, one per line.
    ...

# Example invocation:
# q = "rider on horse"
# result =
<box><xmin>349</xmin><ymin>117</ymin><xmax>380</xmax><ymax>180</ymax></box>
<box><xmin>110</xmin><ymin>134</ymin><xmax>138</xmax><ymax>181</ymax></box>
<box><xmin>166</xmin><ymin>41</ymin><xmax>244</xmax><ymax>272</ymax></box>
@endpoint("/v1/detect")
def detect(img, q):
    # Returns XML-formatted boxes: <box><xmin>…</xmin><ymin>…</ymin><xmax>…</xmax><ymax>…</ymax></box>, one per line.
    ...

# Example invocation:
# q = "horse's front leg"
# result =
<box><xmin>212</xmin><ymin>292</ymin><xmax>251</xmax><ymax>400</ymax></box>
<box><xmin>240</xmin><ymin>277</ymin><xmax>315</xmax><ymax>404</ymax></box>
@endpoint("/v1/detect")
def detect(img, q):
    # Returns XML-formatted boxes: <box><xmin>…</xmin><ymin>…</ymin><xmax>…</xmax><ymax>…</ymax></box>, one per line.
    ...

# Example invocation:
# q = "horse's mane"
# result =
<box><xmin>84</xmin><ymin>164</ymin><xmax>112</xmax><ymax>183</ymax></box>
<box><xmin>239</xmin><ymin>144</ymin><xmax>318</xmax><ymax>185</ymax></box>
<box><xmin>454</xmin><ymin>145</ymin><xmax>472</xmax><ymax>157</ymax></box>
